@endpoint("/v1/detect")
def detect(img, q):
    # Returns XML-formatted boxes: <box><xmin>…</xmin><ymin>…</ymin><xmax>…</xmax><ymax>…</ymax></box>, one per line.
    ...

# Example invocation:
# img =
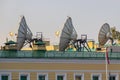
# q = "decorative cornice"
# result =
<box><xmin>0</xmin><ymin>58</ymin><xmax>120</xmax><ymax>64</ymax></box>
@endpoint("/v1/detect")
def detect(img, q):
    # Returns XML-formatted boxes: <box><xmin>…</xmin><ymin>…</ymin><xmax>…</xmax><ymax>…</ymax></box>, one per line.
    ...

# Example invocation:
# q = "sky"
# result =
<box><xmin>0</xmin><ymin>0</ymin><xmax>120</xmax><ymax>46</ymax></box>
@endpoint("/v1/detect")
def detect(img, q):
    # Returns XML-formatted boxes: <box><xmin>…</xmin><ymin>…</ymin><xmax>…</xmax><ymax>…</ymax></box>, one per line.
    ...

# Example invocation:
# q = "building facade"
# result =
<box><xmin>0</xmin><ymin>51</ymin><xmax>120</xmax><ymax>80</ymax></box>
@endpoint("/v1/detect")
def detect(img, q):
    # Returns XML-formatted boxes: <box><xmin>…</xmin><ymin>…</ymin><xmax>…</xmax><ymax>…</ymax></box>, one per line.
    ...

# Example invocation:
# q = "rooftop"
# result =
<box><xmin>0</xmin><ymin>50</ymin><xmax>120</xmax><ymax>60</ymax></box>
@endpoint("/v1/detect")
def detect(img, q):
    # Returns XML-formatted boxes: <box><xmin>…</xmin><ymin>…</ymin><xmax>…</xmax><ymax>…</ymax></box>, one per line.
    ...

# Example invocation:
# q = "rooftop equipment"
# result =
<box><xmin>17</xmin><ymin>16</ymin><xmax>33</xmax><ymax>50</ymax></box>
<box><xmin>59</xmin><ymin>17</ymin><xmax>91</xmax><ymax>52</ymax></box>
<box><xmin>17</xmin><ymin>16</ymin><xmax>46</xmax><ymax>51</ymax></box>
<box><xmin>98</xmin><ymin>23</ymin><xmax>113</xmax><ymax>47</ymax></box>
<box><xmin>59</xmin><ymin>17</ymin><xmax>77</xmax><ymax>51</ymax></box>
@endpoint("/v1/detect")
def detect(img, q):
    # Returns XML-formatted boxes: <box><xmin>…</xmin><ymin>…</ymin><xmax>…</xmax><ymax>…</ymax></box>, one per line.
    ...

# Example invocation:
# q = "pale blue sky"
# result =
<box><xmin>0</xmin><ymin>0</ymin><xmax>120</xmax><ymax>45</ymax></box>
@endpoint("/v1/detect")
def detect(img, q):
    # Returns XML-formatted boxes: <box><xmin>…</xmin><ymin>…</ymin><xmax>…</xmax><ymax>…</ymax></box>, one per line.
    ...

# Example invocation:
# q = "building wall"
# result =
<box><xmin>0</xmin><ymin>59</ymin><xmax>120</xmax><ymax>80</ymax></box>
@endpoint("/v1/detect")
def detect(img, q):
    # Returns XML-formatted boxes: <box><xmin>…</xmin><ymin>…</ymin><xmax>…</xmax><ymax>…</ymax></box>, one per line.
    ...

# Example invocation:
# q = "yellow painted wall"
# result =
<box><xmin>67</xmin><ymin>72</ymin><xmax>74</xmax><ymax>80</ymax></box>
<box><xmin>46</xmin><ymin>46</ymin><xmax>54</xmax><ymax>51</ymax></box>
<box><xmin>1</xmin><ymin>63</ymin><xmax>120</xmax><ymax>70</ymax></box>
<box><xmin>1</xmin><ymin>62</ymin><xmax>120</xmax><ymax>80</ymax></box>
<box><xmin>12</xmin><ymin>72</ymin><xmax>19</xmax><ymax>80</ymax></box>
<box><xmin>88</xmin><ymin>41</ymin><xmax>94</xmax><ymax>49</ymax></box>
<box><xmin>30</xmin><ymin>72</ymin><xmax>37</xmax><ymax>80</ymax></box>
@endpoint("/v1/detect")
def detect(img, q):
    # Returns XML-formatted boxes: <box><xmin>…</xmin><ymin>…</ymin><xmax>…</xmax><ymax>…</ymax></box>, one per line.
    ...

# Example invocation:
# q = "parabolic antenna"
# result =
<box><xmin>59</xmin><ymin>17</ymin><xmax>77</xmax><ymax>51</ymax></box>
<box><xmin>17</xmin><ymin>16</ymin><xmax>33</xmax><ymax>50</ymax></box>
<box><xmin>98</xmin><ymin>23</ymin><xmax>112</xmax><ymax>46</ymax></box>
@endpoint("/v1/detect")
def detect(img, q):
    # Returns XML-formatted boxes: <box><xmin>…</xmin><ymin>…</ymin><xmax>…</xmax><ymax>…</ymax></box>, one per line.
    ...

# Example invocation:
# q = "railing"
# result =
<box><xmin>0</xmin><ymin>50</ymin><xmax>120</xmax><ymax>59</ymax></box>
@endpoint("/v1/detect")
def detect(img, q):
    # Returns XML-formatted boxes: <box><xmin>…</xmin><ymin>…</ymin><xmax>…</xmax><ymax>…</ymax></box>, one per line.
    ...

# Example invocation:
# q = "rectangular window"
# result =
<box><xmin>0</xmin><ymin>73</ymin><xmax>11</xmax><ymax>80</ymax></box>
<box><xmin>92</xmin><ymin>76</ymin><xmax>99</xmax><ymax>80</ymax></box>
<box><xmin>56</xmin><ymin>73</ymin><xmax>66</xmax><ymax>80</ymax></box>
<box><xmin>91</xmin><ymin>73</ymin><xmax>101</xmax><ymax>80</ymax></box>
<box><xmin>109</xmin><ymin>76</ymin><xmax>116</xmax><ymax>80</ymax></box>
<box><xmin>74</xmin><ymin>73</ymin><xmax>84</xmax><ymax>80</ymax></box>
<box><xmin>57</xmin><ymin>75</ymin><xmax>64</xmax><ymax>80</ymax></box>
<box><xmin>20</xmin><ymin>75</ymin><xmax>27</xmax><ymax>80</ymax></box>
<box><xmin>1</xmin><ymin>75</ymin><xmax>8</xmax><ymax>80</ymax></box>
<box><xmin>108</xmin><ymin>73</ymin><xmax>119</xmax><ymax>80</ymax></box>
<box><xmin>37</xmin><ymin>73</ymin><xmax>48</xmax><ymax>80</ymax></box>
<box><xmin>39</xmin><ymin>75</ymin><xmax>45</xmax><ymax>80</ymax></box>
<box><xmin>75</xmin><ymin>75</ymin><xmax>82</xmax><ymax>80</ymax></box>
<box><xmin>19</xmin><ymin>73</ymin><xmax>30</xmax><ymax>80</ymax></box>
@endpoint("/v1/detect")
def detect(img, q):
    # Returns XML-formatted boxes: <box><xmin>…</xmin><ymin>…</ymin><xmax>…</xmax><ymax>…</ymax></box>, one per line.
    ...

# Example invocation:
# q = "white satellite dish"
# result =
<box><xmin>17</xmin><ymin>16</ymin><xmax>33</xmax><ymax>50</ymax></box>
<box><xmin>59</xmin><ymin>17</ymin><xmax>77</xmax><ymax>51</ymax></box>
<box><xmin>98</xmin><ymin>23</ymin><xmax>113</xmax><ymax>46</ymax></box>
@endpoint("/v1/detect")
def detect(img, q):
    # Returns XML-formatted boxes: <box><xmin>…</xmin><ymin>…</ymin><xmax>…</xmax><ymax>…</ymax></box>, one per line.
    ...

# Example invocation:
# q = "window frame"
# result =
<box><xmin>56</xmin><ymin>73</ymin><xmax>66</xmax><ymax>80</ymax></box>
<box><xmin>0</xmin><ymin>72</ymin><xmax>11</xmax><ymax>80</ymax></box>
<box><xmin>109</xmin><ymin>73</ymin><xmax>119</xmax><ymax>80</ymax></box>
<box><xmin>37</xmin><ymin>73</ymin><xmax>48</xmax><ymax>80</ymax></box>
<box><xmin>19</xmin><ymin>72</ymin><xmax>30</xmax><ymax>80</ymax></box>
<box><xmin>74</xmin><ymin>73</ymin><xmax>84</xmax><ymax>80</ymax></box>
<box><xmin>91</xmin><ymin>73</ymin><xmax>102</xmax><ymax>80</ymax></box>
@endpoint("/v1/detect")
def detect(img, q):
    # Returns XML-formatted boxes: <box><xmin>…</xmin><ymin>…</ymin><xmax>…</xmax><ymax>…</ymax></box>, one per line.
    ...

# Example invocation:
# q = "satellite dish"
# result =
<box><xmin>59</xmin><ymin>17</ymin><xmax>77</xmax><ymax>51</ymax></box>
<box><xmin>17</xmin><ymin>16</ymin><xmax>33</xmax><ymax>50</ymax></box>
<box><xmin>98</xmin><ymin>23</ymin><xmax>113</xmax><ymax>46</ymax></box>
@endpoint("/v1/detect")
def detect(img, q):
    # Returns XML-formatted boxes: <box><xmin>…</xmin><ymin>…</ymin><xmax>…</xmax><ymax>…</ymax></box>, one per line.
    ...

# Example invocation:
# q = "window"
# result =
<box><xmin>74</xmin><ymin>73</ymin><xmax>84</xmax><ymax>80</ymax></box>
<box><xmin>75</xmin><ymin>76</ymin><xmax>82</xmax><ymax>80</ymax></box>
<box><xmin>57</xmin><ymin>75</ymin><xmax>64</xmax><ymax>80</ymax></box>
<box><xmin>91</xmin><ymin>73</ymin><xmax>101</xmax><ymax>80</ymax></box>
<box><xmin>39</xmin><ymin>75</ymin><xmax>45</xmax><ymax>80</ymax></box>
<box><xmin>109</xmin><ymin>73</ymin><xmax>119</xmax><ymax>80</ymax></box>
<box><xmin>1</xmin><ymin>75</ymin><xmax>9</xmax><ymax>80</ymax></box>
<box><xmin>109</xmin><ymin>76</ymin><xmax>116</xmax><ymax>80</ymax></box>
<box><xmin>20</xmin><ymin>75</ymin><xmax>27</xmax><ymax>80</ymax></box>
<box><xmin>92</xmin><ymin>76</ymin><xmax>99</xmax><ymax>80</ymax></box>
<box><xmin>0</xmin><ymin>73</ymin><xmax>11</xmax><ymax>80</ymax></box>
<box><xmin>37</xmin><ymin>73</ymin><xmax>48</xmax><ymax>80</ymax></box>
<box><xmin>56</xmin><ymin>73</ymin><xmax>66</xmax><ymax>80</ymax></box>
<box><xmin>19</xmin><ymin>73</ymin><xmax>30</xmax><ymax>80</ymax></box>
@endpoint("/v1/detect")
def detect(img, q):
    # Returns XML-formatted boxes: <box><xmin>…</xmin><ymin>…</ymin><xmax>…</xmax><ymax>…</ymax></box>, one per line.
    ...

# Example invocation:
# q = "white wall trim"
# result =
<box><xmin>1</xmin><ymin>69</ymin><xmax>120</xmax><ymax>73</ymax></box>
<box><xmin>0</xmin><ymin>59</ymin><xmax>112</xmax><ymax>64</ymax></box>
<box><xmin>19</xmin><ymin>72</ymin><xmax>30</xmax><ymax>80</ymax></box>
<box><xmin>0</xmin><ymin>59</ymin><xmax>104</xmax><ymax>63</ymax></box>
<box><xmin>37</xmin><ymin>73</ymin><xmax>48</xmax><ymax>80</ymax></box>
<box><xmin>0</xmin><ymin>72</ymin><xmax>11</xmax><ymax>80</ymax></box>
<box><xmin>74</xmin><ymin>73</ymin><xmax>84</xmax><ymax>80</ymax></box>
<box><xmin>1</xmin><ymin>59</ymin><xmax>120</xmax><ymax>64</ymax></box>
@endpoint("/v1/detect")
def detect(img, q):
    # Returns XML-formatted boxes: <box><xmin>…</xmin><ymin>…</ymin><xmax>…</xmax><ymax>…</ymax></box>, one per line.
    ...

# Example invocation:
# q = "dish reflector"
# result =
<box><xmin>59</xmin><ymin>17</ymin><xmax>77</xmax><ymax>51</ymax></box>
<box><xmin>98</xmin><ymin>23</ymin><xmax>111</xmax><ymax>46</ymax></box>
<box><xmin>17</xmin><ymin>16</ymin><xmax>33</xmax><ymax>50</ymax></box>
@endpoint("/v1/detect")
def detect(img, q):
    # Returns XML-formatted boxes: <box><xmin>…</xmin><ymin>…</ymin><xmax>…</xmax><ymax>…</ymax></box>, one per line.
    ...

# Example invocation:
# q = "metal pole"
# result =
<box><xmin>105</xmin><ymin>47</ymin><xmax>109</xmax><ymax>80</ymax></box>
<box><xmin>106</xmin><ymin>56</ymin><xmax>108</xmax><ymax>80</ymax></box>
